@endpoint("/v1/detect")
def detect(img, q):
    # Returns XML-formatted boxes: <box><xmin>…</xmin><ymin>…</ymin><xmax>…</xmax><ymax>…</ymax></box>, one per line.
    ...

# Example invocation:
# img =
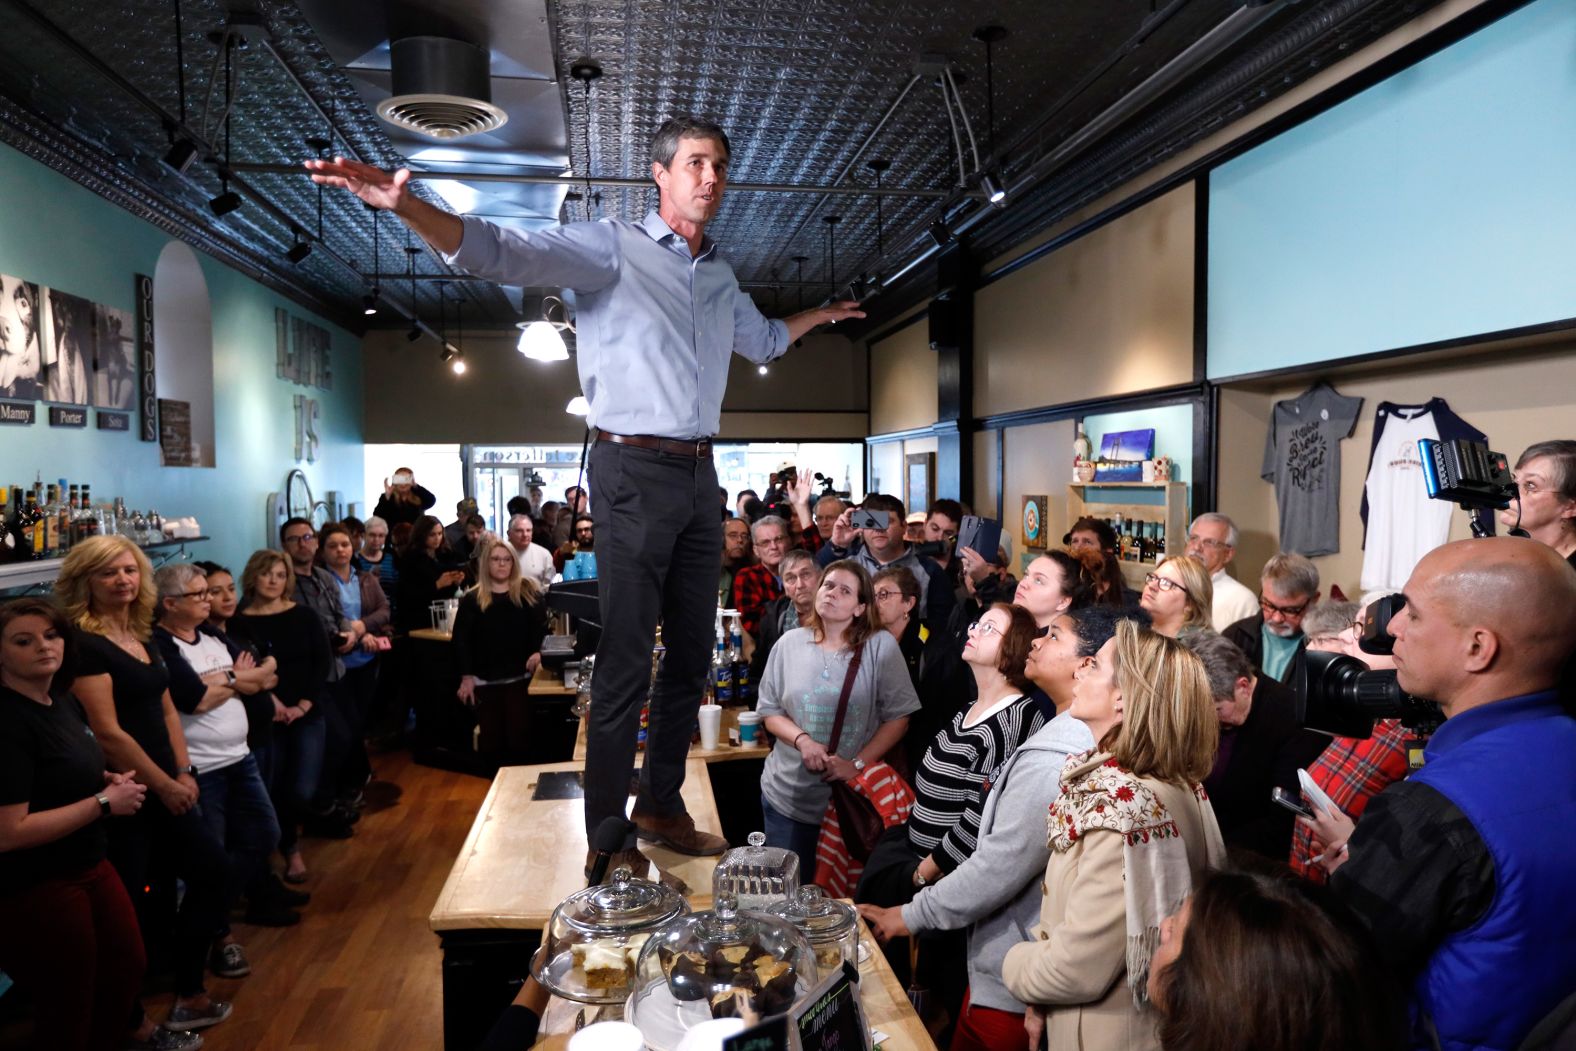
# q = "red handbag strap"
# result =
<box><xmin>824</xmin><ymin>641</ymin><xmax>866</xmax><ymax>756</ymax></box>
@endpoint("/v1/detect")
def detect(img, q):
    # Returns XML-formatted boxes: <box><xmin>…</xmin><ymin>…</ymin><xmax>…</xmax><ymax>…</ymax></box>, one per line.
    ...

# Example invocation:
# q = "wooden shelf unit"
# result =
<box><xmin>1066</xmin><ymin>482</ymin><xmax>1188</xmax><ymax>591</ymax></box>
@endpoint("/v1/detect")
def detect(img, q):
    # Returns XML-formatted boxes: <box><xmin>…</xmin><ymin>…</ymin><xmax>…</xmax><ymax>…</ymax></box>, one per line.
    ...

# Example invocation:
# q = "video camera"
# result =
<box><xmin>1295</xmin><ymin>593</ymin><xmax>1443</xmax><ymax>738</ymax></box>
<box><xmin>1419</xmin><ymin>437</ymin><xmax>1520</xmax><ymax>537</ymax></box>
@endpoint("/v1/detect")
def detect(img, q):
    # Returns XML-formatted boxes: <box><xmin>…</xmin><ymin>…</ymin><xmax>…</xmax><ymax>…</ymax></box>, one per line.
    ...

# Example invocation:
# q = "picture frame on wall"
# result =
<box><xmin>1093</xmin><ymin>428</ymin><xmax>1156</xmax><ymax>482</ymax></box>
<box><xmin>0</xmin><ymin>274</ymin><xmax>44</xmax><ymax>401</ymax></box>
<box><xmin>905</xmin><ymin>452</ymin><xmax>934</xmax><ymax>516</ymax></box>
<box><xmin>1022</xmin><ymin>494</ymin><xmax>1049</xmax><ymax>550</ymax></box>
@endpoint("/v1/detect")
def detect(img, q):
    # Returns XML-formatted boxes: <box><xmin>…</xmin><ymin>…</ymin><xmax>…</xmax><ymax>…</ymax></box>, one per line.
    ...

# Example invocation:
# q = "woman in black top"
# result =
<box><xmin>56</xmin><ymin>536</ymin><xmax>234</xmax><ymax>1037</ymax></box>
<box><xmin>396</xmin><ymin>514</ymin><xmax>466</xmax><ymax>635</ymax></box>
<box><xmin>0</xmin><ymin>598</ymin><xmax>151</xmax><ymax>1051</ymax></box>
<box><xmin>371</xmin><ymin>467</ymin><xmax>437</xmax><ymax>528</ymax></box>
<box><xmin>231</xmin><ymin>549</ymin><xmax>331</xmax><ymax>885</ymax></box>
<box><xmin>451</xmin><ymin>538</ymin><xmax>549</xmax><ymax>766</ymax></box>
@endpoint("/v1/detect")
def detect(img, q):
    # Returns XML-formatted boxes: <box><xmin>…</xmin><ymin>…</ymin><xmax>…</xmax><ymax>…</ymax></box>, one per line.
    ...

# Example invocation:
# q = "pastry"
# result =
<box><xmin>572</xmin><ymin>941</ymin><xmax>631</xmax><ymax>990</ymax></box>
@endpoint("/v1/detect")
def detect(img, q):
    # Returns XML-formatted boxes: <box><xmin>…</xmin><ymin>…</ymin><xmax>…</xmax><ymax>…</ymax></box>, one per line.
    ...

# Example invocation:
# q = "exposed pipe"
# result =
<box><xmin>228</xmin><ymin>161</ymin><xmax>968</xmax><ymax>199</ymax></box>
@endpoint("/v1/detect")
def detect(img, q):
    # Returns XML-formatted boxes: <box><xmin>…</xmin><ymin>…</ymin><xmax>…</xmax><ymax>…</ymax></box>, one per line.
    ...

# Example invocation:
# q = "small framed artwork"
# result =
<box><xmin>1022</xmin><ymin>494</ymin><xmax>1049</xmax><ymax>550</ymax></box>
<box><xmin>1093</xmin><ymin>428</ymin><xmax>1156</xmax><ymax>482</ymax></box>
<box><xmin>905</xmin><ymin>452</ymin><xmax>934</xmax><ymax>515</ymax></box>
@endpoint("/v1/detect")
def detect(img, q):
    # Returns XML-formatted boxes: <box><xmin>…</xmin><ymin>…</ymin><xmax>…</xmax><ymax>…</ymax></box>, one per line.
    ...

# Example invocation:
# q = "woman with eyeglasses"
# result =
<box><xmin>872</xmin><ymin>564</ymin><xmax>925</xmax><ymax>689</ymax></box>
<box><xmin>756</xmin><ymin>560</ymin><xmax>921</xmax><ymax>883</ymax></box>
<box><xmin>1001</xmin><ymin>620</ymin><xmax>1224</xmax><ymax>1051</ymax></box>
<box><xmin>1139</xmin><ymin>556</ymin><xmax>1213</xmax><ymax>638</ymax></box>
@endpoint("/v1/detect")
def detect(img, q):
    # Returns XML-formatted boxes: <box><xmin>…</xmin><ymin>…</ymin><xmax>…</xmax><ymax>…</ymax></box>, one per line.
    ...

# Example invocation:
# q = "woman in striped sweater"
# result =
<box><xmin>856</xmin><ymin>602</ymin><xmax>1045</xmax><ymax>904</ymax></box>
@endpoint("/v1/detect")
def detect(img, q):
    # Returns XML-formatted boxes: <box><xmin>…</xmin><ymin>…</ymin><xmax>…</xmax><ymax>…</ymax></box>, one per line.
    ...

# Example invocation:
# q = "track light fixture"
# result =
<box><xmin>565</xmin><ymin>395</ymin><xmax>590</xmax><ymax>416</ymax></box>
<box><xmin>285</xmin><ymin>230</ymin><xmax>311</xmax><ymax>264</ymax></box>
<box><xmin>516</xmin><ymin>295</ymin><xmax>573</xmax><ymax>361</ymax></box>
<box><xmin>439</xmin><ymin>345</ymin><xmax>456</xmax><ymax>363</ymax></box>
<box><xmin>981</xmin><ymin>171</ymin><xmax>1007</xmax><ymax>206</ymax></box>
<box><xmin>163</xmin><ymin>137</ymin><xmax>199</xmax><ymax>174</ymax></box>
<box><xmin>364</xmin><ymin>204</ymin><xmax>381</xmax><ymax>316</ymax></box>
<box><xmin>208</xmin><ymin>183</ymin><xmax>241</xmax><ymax>216</ymax></box>
<box><xmin>451</xmin><ymin>355</ymin><xmax>467</xmax><ymax>375</ymax></box>
<box><xmin>406</xmin><ymin>321</ymin><xmax>422</xmax><ymax>342</ymax></box>
<box><xmin>927</xmin><ymin>220</ymin><xmax>953</xmax><ymax>248</ymax></box>
<box><xmin>362</xmin><ymin>292</ymin><xmax>379</xmax><ymax>316</ymax></box>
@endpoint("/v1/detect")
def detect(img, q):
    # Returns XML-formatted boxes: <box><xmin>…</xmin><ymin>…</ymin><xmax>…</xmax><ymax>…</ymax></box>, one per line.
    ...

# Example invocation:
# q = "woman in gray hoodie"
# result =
<box><xmin>859</xmin><ymin>605</ymin><xmax>1145</xmax><ymax>1051</ymax></box>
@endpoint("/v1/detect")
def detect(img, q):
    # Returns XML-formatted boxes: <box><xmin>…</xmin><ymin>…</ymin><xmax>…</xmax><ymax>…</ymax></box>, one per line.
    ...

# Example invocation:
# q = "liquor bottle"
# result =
<box><xmin>61</xmin><ymin>483</ymin><xmax>77</xmax><ymax>553</ymax></box>
<box><xmin>21</xmin><ymin>491</ymin><xmax>41</xmax><ymax>560</ymax></box>
<box><xmin>1</xmin><ymin>487</ymin><xmax>17</xmax><ymax>563</ymax></box>
<box><xmin>729</xmin><ymin>618</ymin><xmax>750</xmax><ymax>707</ymax></box>
<box><xmin>710</xmin><ymin>633</ymin><xmax>734</xmax><ymax>705</ymax></box>
<box><xmin>1139</xmin><ymin>522</ymin><xmax>1155</xmax><ymax>563</ymax></box>
<box><xmin>42</xmin><ymin>484</ymin><xmax>61</xmax><ymax>558</ymax></box>
<box><xmin>73</xmin><ymin>484</ymin><xmax>99</xmax><ymax>545</ymax></box>
<box><xmin>1155</xmin><ymin>520</ymin><xmax>1167</xmax><ymax>561</ymax></box>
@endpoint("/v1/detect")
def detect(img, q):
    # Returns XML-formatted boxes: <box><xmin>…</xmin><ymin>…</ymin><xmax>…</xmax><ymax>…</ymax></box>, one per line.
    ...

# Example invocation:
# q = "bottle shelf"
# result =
<box><xmin>0</xmin><ymin>536</ymin><xmax>210</xmax><ymax>593</ymax></box>
<box><xmin>1066</xmin><ymin>481</ymin><xmax>1188</xmax><ymax>592</ymax></box>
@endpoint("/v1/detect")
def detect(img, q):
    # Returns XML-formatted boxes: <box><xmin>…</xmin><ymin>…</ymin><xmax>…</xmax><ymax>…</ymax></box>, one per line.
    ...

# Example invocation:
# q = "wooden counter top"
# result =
<box><xmin>429</xmin><ymin>759</ymin><xmax>724</xmax><ymax>933</ymax></box>
<box><xmin>528</xmin><ymin>663</ymin><xmax>580</xmax><ymax>697</ymax></box>
<box><xmin>573</xmin><ymin>705</ymin><xmax>770</xmax><ymax>765</ymax></box>
<box><xmin>408</xmin><ymin>627</ymin><xmax>452</xmax><ymax>642</ymax></box>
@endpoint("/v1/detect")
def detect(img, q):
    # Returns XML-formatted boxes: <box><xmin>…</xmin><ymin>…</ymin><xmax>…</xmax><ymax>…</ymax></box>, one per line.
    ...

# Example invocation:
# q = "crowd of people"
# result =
<box><xmin>3</xmin><ymin>438</ymin><xmax>1575</xmax><ymax>1051</ymax></box>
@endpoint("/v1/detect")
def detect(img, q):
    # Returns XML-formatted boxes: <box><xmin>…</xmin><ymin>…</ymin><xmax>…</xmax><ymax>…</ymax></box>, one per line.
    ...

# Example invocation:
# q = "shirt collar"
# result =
<box><xmin>1424</xmin><ymin>690</ymin><xmax>1564</xmax><ymax>762</ymax></box>
<box><xmin>640</xmin><ymin>210</ymin><xmax>716</xmax><ymax>260</ymax></box>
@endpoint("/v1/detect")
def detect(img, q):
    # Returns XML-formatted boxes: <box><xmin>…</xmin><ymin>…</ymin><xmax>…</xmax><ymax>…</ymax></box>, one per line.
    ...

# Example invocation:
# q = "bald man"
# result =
<box><xmin>1320</xmin><ymin>538</ymin><xmax>1576</xmax><ymax>1051</ymax></box>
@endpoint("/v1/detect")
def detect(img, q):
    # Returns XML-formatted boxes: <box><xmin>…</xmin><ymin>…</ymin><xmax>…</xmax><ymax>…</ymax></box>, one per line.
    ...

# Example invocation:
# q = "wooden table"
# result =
<box><xmin>572</xmin><ymin>706</ymin><xmax>771</xmax><ymax>765</ymax></box>
<box><xmin>530</xmin><ymin>914</ymin><xmax>938</xmax><ymax>1050</ymax></box>
<box><xmin>529</xmin><ymin>663</ymin><xmax>580</xmax><ymax>697</ymax></box>
<box><xmin>431</xmin><ymin>759</ymin><xmax>724</xmax><ymax>934</ymax></box>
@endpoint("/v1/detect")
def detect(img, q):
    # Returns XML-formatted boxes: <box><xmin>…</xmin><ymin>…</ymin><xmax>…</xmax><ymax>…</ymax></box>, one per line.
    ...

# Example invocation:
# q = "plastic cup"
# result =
<box><xmin>736</xmin><ymin>710</ymin><xmax>761</xmax><ymax>744</ymax></box>
<box><xmin>697</xmin><ymin>704</ymin><xmax>723</xmax><ymax>750</ymax></box>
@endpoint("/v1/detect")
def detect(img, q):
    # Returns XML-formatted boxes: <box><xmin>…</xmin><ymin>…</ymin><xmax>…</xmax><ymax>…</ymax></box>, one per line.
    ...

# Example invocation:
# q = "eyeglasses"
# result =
<box><xmin>1144</xmin><ymin>572</ymin><xmax>1186</xmax><ymax>594</ymax></box>
<box><xmin>282</xmin><ymin>533</ymin><xmax>315</xmax><ymax>546</ymax></box>
<box><xmin>1185</xmin><ymin>534</ymin><xmax>1230</xmax><ymax>550</ymax></box>
<box><xmin>177</xmin><ymin>589</ymin><xmax>210</xmax><ymax>601</ymax></box>
<box><xmin>756</xmin><ymin>536</ymin><xmax>788</xmax><ymax>548</ymax></box>
<box><xmin>966</xmin><ymin>620</ymin><xmax>1002</xmax><ymax>637</ymax></box>
<box><xmin>873</xmin><ymin>589</ymin><xmax>902</xmax><ymax>601</ymax></box>
<box><xmin>1260</xmin><ymin>595</ymin><xmax>1311</xmax><ymax>618</ymax></box>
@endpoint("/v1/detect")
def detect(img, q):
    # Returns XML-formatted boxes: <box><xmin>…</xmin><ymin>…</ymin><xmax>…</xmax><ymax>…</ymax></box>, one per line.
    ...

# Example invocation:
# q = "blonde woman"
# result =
<box><xmin>450</xmin><ymin>537</ymin><xmax>549</xmax><ymax>766</ymax></box>
<box><xmin>57</xmin><ymin>536</ymin><xmax>234</xmax><ymax>1035</ymax></box>
<box><xmin>1002</xmin><ymin>620</ymin><xmax>1224</xmax><ymax>1051</ymax></box>
<box><xmin>1139</xmin><ymin>555</ymin><xmax>1213</xmax><ymax>638</ymax></box>
<box><xmin>231</xmin><ymin>550</ymin><xmax>333</xmax><ymax>883</ymax></box>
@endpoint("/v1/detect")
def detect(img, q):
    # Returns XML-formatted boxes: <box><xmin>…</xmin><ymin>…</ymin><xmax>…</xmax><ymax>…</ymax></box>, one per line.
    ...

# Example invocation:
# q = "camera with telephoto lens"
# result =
<box><xmin>1292</xmin><ymin>593</ymin><xmax>1444</xmax><ymax>737</ymax></box>
<box><xmin>813</xmin><ymin>472</ymin><xmax>850</xmax><ymax>499</ymax></box>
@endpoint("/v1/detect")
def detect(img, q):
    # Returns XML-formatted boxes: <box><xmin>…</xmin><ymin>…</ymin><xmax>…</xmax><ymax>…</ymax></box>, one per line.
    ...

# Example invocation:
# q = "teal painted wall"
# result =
<box><xmin>1080</xmin><ymin>403</ymin><xmax>1193</xmax><ymax>515</ymax></box>
<box><xmin>0</xmin><ymin>142</ymin><xmax>363</xmax><ymax>572</ymax></box>
<box><xmin>1208</xmin><ymin>0</ymin><xmax>1576</xmax><ymax>378</ymax></box>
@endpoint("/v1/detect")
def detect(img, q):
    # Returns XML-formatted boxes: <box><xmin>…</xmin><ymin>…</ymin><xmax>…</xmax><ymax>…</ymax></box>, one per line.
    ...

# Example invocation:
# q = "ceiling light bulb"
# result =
<box><xmin>363</xmin><ymin>292</ymin><xmax>379</xmax><ymax>316</ymax></box>
<box><xmin>516</xmin><ymin>321</ymin><xmax>569</xmax><ymax>362</ymax></box>
<box><xmin>565</xmin><ymin>395</ymin><xmax>590</xmax><ymax>416</ymax></box>
<box><xmin>927</xmin><ymin>220</ymin><xmax>953</xmax><ymax>248</ymax></box>
<box><xmin>758</xmin><ymin>364</ymin><xmax>769</xmax><ymax>376</ymax></box>
<box><xmin>406</xmin><ymin>322</ymin><xmax>422</xmax><ymax>342</ymax></box>
<box><xmin>981</xmin><ymin>172</ymin><xmax>1007</xmax><ymax>206</ymax></box>
<box><xmin>451</xmin><ymin>357</ymin><xmax>467</xmax><ymax>375</ymax></box>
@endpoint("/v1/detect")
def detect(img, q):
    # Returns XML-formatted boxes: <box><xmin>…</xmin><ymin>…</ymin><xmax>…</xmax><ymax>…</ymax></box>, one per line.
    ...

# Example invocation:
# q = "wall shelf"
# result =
<box><xmin>1066</xmin><ymin>482</ymin><xmax>1188</xmax><ymax>591</ymax></box>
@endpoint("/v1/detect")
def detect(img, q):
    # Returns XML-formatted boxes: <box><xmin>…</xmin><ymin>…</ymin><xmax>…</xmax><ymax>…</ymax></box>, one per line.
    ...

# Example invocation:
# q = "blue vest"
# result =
<box><xmin>1407</xmin><ymin>692</ymin><xmax>1576</xmax><ymax>1051</ymax></box>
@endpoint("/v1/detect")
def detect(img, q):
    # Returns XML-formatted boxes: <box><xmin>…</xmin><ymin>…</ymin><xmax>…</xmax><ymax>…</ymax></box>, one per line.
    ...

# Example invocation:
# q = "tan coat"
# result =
<box><xmin>1000</xmin><ymin>759</ymin><xmax>1222</xmax><ymax>1051</ymax></box>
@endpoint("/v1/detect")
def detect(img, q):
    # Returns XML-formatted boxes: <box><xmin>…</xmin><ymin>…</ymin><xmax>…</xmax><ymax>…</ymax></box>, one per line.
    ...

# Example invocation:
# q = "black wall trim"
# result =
<box><xmin>977</xmin><ymin>383</ymin><xmax>1207</xmax><ymax>432</ymax></box>
<box><xmin>1211</xmin><ymin>314</ymin><xmax>1576</xmax><ymax>388</ymax></box>
<box><xmin>1192</xmin><ymin>383</ymin><xmax>1218</xmax><ymax>515</ymax></box>
<box><xmin>1192</xmin><ymin>172</ymin><xmax>1210</xmax><ymax>385</ymax></box>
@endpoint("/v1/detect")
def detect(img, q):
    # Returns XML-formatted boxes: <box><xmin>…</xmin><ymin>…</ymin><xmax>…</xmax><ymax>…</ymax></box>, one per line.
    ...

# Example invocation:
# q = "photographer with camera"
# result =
<box><xmin>1505</xmin><ymin>440</ymin><xmax>1576</xmax><ymax>568</ymax></box>
<box><xmin>1307</xmin><ymin>537</ymin><xmax>1576</xmax><ymax>1051</ymax></box>
<box><xmin>816</xmin><ymin>494</ymin><xmax>954</xmax><ymax>628</ymax></box>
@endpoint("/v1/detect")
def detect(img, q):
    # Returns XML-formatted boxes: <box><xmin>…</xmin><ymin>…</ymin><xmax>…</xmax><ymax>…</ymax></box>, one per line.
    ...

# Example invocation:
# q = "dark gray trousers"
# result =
<box><xmin>584</xmin><ymin>440</ymin><xmax>721</xmax><ymax>843</ymax></box>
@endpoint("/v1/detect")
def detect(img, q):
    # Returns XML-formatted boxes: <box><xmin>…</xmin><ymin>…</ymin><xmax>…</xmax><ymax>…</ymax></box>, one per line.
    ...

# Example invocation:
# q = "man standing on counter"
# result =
<box><xmin>309</xmin><ymin>117</ymin><xmax>863</xmax><ymax>877</ymax></box>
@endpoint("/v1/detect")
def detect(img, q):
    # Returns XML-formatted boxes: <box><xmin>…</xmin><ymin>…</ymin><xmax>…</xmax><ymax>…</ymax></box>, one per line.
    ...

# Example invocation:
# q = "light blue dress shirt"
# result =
<box><xmin>445</xmin><ymin>211</ymin><xmax>791</xmax><ymax>439</ymax></box>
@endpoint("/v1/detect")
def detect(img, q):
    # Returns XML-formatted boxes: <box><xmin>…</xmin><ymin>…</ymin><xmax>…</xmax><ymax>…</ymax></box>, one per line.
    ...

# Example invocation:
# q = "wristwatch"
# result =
<box><xmin>852</xmin><ymin>757</ymin><xmax>867</xmax><ymax>773</ymax></box>
<box><xmin>185</xmin><ymin>764</ymin><xmax>199</xmax><ymax>777</ymax></box>
<box><xmin>225</xmin><ymin>670</ymin><xmax>237</xmax><ymax>687</ymax></box>
<box><xmin>96</xmin><ymin>793</ymin><xmax>111</xmax><ymax>819</ymax></box>
<box><xmin>911</xmin><ymin>868</ymin><xmax>929</xmax><ymax>889</ymax></box>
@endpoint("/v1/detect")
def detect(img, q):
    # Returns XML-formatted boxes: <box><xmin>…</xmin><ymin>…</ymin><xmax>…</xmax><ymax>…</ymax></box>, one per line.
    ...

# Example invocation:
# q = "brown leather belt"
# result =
<box><xmin>595</xmin><ymin>429</ymin><xmax>713</xmax><ymax>458</ymax></box>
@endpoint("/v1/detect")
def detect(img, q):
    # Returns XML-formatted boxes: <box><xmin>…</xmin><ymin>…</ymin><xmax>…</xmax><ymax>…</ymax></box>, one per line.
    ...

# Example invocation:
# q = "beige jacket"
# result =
<box><xmin>1000</xmin><ymin>755</ymin><xmax>1222</xmax><ymax>1051</ymax></box>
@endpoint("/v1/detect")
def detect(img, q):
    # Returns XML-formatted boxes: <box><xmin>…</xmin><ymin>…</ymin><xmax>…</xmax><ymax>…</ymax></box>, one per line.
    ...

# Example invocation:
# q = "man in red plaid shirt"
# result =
<box><xmin>732</xmin><ymin>515</ymin><xmax>790</xmax><ymax>640</ymax></box>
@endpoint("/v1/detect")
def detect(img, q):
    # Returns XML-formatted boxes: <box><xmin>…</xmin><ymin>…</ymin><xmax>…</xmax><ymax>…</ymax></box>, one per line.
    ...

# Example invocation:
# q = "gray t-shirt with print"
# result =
<box><xmin>1261</xmin><ymin>382</ymin><xmax>1363</xmax><ymax>557</ymax></box>
<box><xmin>755</xmin><ymin>628</ymin><xmax>921</xmax><ymax>824</ymax></box>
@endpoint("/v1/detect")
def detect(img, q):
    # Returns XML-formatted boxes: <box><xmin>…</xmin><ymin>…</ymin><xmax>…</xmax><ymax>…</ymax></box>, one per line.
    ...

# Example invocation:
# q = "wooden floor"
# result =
<box><xmin>146</xmin><ymin>751</ymin><xmax>491</xmax><ymax>1051</ymax></box>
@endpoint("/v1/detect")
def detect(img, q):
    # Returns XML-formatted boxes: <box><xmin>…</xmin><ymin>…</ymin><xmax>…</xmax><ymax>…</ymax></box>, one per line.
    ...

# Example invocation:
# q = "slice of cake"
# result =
<box><xmin>573</xmin><ymin>941</ymin><xmax>631</xmax><ymax>990</ymax></box>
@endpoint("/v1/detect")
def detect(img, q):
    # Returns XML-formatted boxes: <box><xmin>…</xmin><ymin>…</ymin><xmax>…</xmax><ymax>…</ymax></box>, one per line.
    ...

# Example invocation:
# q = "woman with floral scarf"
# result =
<box><xmin>1002</xmin><ymin>620</ymin><xmax>1224</xmax><ymax>1051</ymax></box>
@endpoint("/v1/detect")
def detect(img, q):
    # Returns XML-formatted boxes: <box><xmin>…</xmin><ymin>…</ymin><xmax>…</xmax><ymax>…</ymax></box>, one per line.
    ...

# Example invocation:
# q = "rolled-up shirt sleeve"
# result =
<box><xmin>443</xmin><ymin>215</ymin><xmax>621</xmax><ymax>294</ymax></box>
<box><xmin>730</xmin><ymin>288</ymin><xmax>790</xmax><ymax>364</ymax></box>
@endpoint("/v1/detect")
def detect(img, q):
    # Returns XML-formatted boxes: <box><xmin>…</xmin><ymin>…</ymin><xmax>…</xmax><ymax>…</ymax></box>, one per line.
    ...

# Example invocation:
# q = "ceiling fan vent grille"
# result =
<box><xmin>376</xmin><ymin>36</ymin><xmax>507</xmax><ymax>141</ymax></box>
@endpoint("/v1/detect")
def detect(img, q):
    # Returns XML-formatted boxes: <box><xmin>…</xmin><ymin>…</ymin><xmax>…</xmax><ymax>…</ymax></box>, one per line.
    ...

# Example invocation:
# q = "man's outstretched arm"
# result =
<box><xmin>305</xmin><ymin>157</ymin><xmax>464</xmax><ymax>256</ymax></box>
<box><xmin>783</xmin><ymin>301</ymin><xmax>866</xmax><ymax>344</ymax></box>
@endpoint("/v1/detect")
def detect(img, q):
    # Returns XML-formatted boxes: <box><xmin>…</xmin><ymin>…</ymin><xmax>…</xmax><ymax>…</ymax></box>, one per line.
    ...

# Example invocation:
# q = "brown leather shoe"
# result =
<box><xmin>632</xmin><ymin>809</ymin><xmax>729</xmax><ymax>856</ymax></box>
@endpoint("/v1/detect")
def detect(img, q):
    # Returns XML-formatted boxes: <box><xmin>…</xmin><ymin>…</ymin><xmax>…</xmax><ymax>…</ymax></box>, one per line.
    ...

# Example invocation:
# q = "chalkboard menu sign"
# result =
<box><xmin>723</xmin><ymin>1014</ymin><xmax>789</xmax><ymax>1051</ymax></box>
<box><xmin>791</xmin><ymin>960</ymin><xmax>868</xmax><ymax>1051</ymax></box>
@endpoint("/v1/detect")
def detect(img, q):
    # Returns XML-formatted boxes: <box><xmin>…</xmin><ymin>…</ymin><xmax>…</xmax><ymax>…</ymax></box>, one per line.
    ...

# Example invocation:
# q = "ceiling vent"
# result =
<box><xmin>375</xmin><ymin>36</ymin><xmax>508</xmax><ymax>141</ymax></box>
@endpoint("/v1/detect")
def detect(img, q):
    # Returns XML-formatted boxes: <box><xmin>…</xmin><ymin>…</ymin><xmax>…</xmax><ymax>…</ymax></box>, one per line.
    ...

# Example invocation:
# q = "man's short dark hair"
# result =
<box><xmin>279</xmin><ymin>516</ymin><xmax>313</xmax><ymax>545</ymax></box>
<box><xmin>565</xmin><ymin>486</ymin><xmax>587</xmax><ymax>501</ymax></box>
<box><xmin>573</xmin><ymin>514</ymin><xmax>594</xmax><ymax>529</ymax></box>
<box><xmin>927</xmin><ymin>499</ymin><xmax>964</xmax><ymax>524</ymax></box>
<box><xmin>505</xmin><ymin>495</ymin><xmax>532</xmax><ymax>517</ymax></box>
<box><xmin>862</xmin><ymin>493</ymin><xmax>906</xmax><ymax>520</ymax></box>
<box><xmin>464</xmin><ymin>513</ymin><xmax>486</xmax><ymax>529</ymax></box>
<box><xmin>651</xmin><ymin>117</ymin><xmax>731</xmax><ymax>168</ymax></box>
